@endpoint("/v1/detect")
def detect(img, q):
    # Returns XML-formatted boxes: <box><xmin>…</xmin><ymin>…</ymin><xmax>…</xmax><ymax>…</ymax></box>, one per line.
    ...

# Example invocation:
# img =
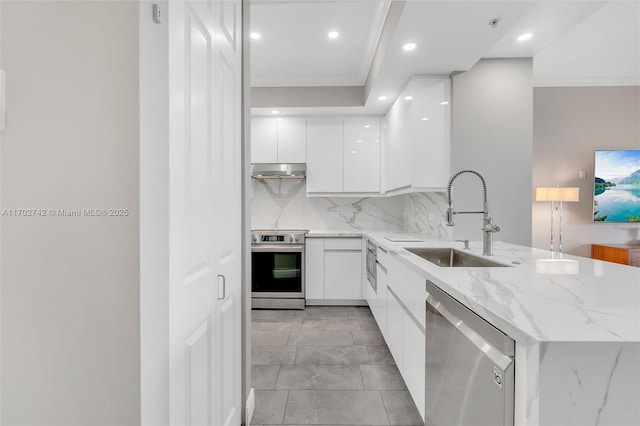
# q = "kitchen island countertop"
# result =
<box><xmin>365</xmin><ymin>232</ymin><xmax>640</xmax><ymax>426</ymax></box>
<box><xmin>366</xmin><ymin>232</ymin><xmax>640</xmax><ymax>344</ymax></box>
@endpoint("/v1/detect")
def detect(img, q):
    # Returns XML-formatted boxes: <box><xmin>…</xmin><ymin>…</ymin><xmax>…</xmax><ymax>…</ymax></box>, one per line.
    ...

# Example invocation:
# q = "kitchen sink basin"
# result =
<box><xmin>405</xmin><ymin>248</ymin><xmax>510</xmax><ymax>268</ymax></box>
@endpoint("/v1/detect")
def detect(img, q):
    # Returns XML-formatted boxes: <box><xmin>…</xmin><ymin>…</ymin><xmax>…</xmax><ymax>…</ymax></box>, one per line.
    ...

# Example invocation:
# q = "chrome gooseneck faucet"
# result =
<box><xmin>446</xmin><ymin>170</ymin><xmax>500</xmax><ymax>256</ymax></box>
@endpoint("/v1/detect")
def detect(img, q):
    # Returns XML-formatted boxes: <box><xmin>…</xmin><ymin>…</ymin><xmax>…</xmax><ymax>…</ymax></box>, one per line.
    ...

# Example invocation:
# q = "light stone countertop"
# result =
<box><xmin>305</xmin><ymin>230</ymin><xmax>365</xmax><ymax>238</ymax></box>
<box><xmin>365</xmin><ymin>232</ymin><xmax>640</xmax><ymax>344</ymax></box>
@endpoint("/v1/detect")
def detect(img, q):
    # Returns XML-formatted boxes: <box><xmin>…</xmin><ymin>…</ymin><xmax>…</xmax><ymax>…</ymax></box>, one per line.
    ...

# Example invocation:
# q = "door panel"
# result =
<box><xmin>213</xmin><ymin>1</ymin><xmax>242</xmax><ymax>425</ymax></box>
<box><xmin>186</xmin><ymin>320</ymin><xmax>212</xmax><ymax>426</ymax></box>
<box><xmin>169</xmin><ymin>1</ymin><xmax>228</xmax><ymax>425</ymax></box>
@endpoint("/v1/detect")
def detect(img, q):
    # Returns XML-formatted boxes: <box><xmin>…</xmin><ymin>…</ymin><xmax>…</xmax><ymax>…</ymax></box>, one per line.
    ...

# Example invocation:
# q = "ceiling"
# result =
<box><xmin>250</xmin><ymin>0</ymin><xmax>389</xmax><ymax>87</ymax></box>
<box><xmin>249</xmin><ymin>0</ymin><xmax>636</xmax><ymax>116</ymax></box>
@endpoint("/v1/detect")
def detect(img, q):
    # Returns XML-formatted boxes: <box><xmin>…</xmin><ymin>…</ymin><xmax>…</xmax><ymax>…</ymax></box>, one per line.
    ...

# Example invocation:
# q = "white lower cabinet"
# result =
<box><xmin>369</xmin><ymin>246</ymin><xmax>426</xmax><ymax>422</ymax></box>
<box><xmin>304</xmin><ymin>237</ymin><xmax>364</xmax><ymax>304</ymax></box>
<box><xmin>325</xmin><ymin>250</ymin><xmax>362</xmax><ymax>299</ymax></box>
<box><xmin>370</xmin><ymin>263</ymin><xmax>388</xmax><ymax>338</ymax></box>
<box><xmin>386</xmin><ymin>288</ymin><xmax>405</xmax><ymax>372</ymax></box>
<box><xmin>305</xmin><ymin>238</ymin><xmax>325</xmax><ymax>300</ymax></box>
<box><xmin>403</xmin><ymin>311</ymin><xmax>426</xmax><ymax>420</ymax></box>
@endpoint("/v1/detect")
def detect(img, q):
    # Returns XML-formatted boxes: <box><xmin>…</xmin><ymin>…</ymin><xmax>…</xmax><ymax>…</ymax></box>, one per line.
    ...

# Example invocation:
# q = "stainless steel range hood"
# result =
<box><xmin>251</xmin><ymin>163</ymin><xmax>306</xmax><ymax>179</ymax></box>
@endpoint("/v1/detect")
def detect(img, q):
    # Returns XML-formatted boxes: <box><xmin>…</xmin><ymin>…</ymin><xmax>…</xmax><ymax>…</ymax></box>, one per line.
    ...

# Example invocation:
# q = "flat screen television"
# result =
<box><xmin>593</xmin><ymin>150</ymin><xmax>640</xmax><ymax>222</ymax></box>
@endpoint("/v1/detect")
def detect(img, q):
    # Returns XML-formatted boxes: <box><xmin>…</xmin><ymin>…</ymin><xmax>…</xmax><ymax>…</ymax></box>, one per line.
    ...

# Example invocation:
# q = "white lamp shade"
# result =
<box><xmin>535</xmin><ymin>187</ymin><xmax>580</xmax><ymax>202</ymax></box>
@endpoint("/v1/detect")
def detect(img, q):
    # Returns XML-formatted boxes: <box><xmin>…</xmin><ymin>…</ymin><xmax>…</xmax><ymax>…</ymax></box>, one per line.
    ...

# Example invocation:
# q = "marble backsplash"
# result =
<box><xmin>251</xmin><ymin>178</ymin><xmax>452</xmax><ymax>241</ymax></box>
<box><xmin>402</xmin><ymin>192</ymin><xmax>453</xmax><ymax>241</ymax></box>
<box><xmin>251</xmin><ymin>178</ymin><xmax>405</xmax><ymax>232</ymax></box>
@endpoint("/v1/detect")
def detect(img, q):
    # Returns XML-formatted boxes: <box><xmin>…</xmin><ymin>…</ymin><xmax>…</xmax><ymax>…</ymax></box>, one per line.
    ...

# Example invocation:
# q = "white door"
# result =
<box><xmin>212</xmin><ymin>1</ymin><xmax>242</xmax><ymax>425</ymax></box>
<box><xmin>168</xmin><ymin>1</ymin><xmax>242</xmax><ymax>425</ymax></box>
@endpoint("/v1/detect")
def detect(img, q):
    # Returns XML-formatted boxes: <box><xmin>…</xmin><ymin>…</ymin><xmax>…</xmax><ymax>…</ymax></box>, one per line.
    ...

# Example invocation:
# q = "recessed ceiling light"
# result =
<box><xmin>377</xmin><ymin>96</ymin><xmax>387</xmax><ymax>101</ymax></box>
<box><xmin>421</xmin><ymin>117</ymin><xmax>429</xmax><ymax>121</ymax></box>
<box><xmin>356</xmin><ymin>140</ymin><xmax>363</xmax><ymax>143</ymax></box>
<box><xmin>403</xmin><ymin>42</ymin><xmax>417</xmax><ymax>51</ymax></box>
<box><xmin>517</xmin><ymin>33</ymin><xmax>533</xmax><ymax>42</ymax></box>
<box><xmin>328</xmin><ymin>31</ymin><xmax>340</xmax><ymax>39</ymax></box>
<box><xmin>364</xmin><ymin>125</ymin><xmax>371</xmax><ymax>128</ymax></box>
<box><xmin>250</xmin><ymin>32</ymin><xmax>261</xmax><ymax>40</ymax></box>
<box><xmin>351</xmin><ymin>151</ymin><xmax>357</xmax><ymax>154</ymax></box>
<box><xmin>440</xmin><ymin>101</ymin><xmax>449</xmax><ymax>105</ymax></box>
<box><xmin>271</xmin><ymin>110</ymin><xmax>279</xmax><ymax>114</ymax></box>
<box><xmin>404</xmin><ymin>96</ymin><xmax>413</xmax><ymax>101</ymax></box>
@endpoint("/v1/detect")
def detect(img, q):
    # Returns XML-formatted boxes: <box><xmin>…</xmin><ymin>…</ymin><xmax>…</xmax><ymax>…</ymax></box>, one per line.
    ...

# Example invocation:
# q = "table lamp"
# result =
<box><xmin>535</xmin><ymin>186</ymin><xmax>579</xmax><ymax>253</ymax></box>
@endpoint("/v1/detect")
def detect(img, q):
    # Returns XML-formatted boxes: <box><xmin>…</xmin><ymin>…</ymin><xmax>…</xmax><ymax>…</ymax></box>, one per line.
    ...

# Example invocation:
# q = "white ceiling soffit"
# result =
<box><xmin>363</xmin><ymin>0</ymin><xmax>539</xmax><ymax>113</ymax></box>
<box><xmin>250</xmin><ymin>0</ymin><xmax>390</xmax><ymax>87</ymax></box>
<box><xmin>532</xmin><ymin>0</ymin><xmax>640</xmax><ymax>87</ymax></box>
<box><xmin>486</xmin><ymin>1</ymin><xmax>608</xmax><ymax>59</ymax></box>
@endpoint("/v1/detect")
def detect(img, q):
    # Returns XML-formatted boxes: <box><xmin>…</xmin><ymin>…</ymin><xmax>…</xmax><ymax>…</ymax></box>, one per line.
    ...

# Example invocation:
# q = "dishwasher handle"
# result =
<box><xmin>426</xmin><ymin>281</ymin><xmax>515</xmax><ymax>369</ymax></box>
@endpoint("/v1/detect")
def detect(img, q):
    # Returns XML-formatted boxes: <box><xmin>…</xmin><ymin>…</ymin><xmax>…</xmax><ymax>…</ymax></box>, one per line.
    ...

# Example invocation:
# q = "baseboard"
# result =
<box><xmin>245</xmin><ymin>387</ymin><xmax>255</xmax><ymax>426</ymax></box>
<box><xmin>305</xmin><ymin>299</ymin><xmax>367</xmax><ymax>306</ymax></box>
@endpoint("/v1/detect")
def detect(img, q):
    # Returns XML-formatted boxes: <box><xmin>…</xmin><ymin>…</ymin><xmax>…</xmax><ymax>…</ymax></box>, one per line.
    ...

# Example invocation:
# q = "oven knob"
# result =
<box><xmin>288</xmin><ymin>235</ymin><xmax>294</xmax><ymax>243</ymax></box>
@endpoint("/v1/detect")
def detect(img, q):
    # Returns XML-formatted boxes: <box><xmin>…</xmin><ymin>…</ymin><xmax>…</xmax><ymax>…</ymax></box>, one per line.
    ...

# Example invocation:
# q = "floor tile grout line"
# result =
<box><xmin>279</xmin><ymin>389</ymin><xmax>289</xmax><ymax>425</ymax></box>
<box><xmin>378</xmin><ymin>389</ymin><xmax>392</xmax><ymax>426</ymax></box>
<box><xmin>273</xmin><ymin>364</ymin><xmax>282</xmax><ymax>390</ymax></box>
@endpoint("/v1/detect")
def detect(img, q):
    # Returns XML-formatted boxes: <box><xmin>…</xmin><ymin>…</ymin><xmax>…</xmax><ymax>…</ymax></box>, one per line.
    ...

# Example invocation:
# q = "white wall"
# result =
<box><xmin>450</xmin><ymin>58</ymin><xmax>533</xmax><ymax>247</ymax></box>
<box><xmin>1</xmin><ymin>2</ymin><xmax>140</xmax><ymax>424</ymax></box>
<box><xmin>532</xmin><ymin>86</ymin><xmax>640</xmax><ymax>257</ymax></box>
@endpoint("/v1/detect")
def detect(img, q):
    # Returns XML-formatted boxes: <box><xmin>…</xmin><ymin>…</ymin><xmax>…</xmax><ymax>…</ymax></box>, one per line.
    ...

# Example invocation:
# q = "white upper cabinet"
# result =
<box><xmin>306</xmin><ymin>118</ymin><xmax>344</xmax><ymax>193</ymax></box>
<box><xmin>385</xmin><ymin>96</ymin><xmax>412</xmax><ymax>191</ymax></box>
<box><xmin>384</xmin><ymin>76</ymin><xmax>451</xmax><ymax>193</ymax></box>
<box><xmin>410</xmin><ymin>78</ymin><xmax>451</xmax><ymax>190</ymax></box>
<box><xmin>343</xmin><ymin>117</ymin><xmax>381</xmax><ymax>193</ymax></box>
<box><xmin>251</xmin><ymin>116</ymin><xmax>306</xmax><ymax>163</ymax></box>
<box><xmin>307</xmin><ymin>117</ymin><xmax>382</xmax><ymax>195</ymax></box>
<box><xmin>251</xmin><ymin>117</ymin><xmax>278</xmax><ymax>163</ymax></box>
<box><xmin>277</xmin><ymin>117</ymin><xmax>307</xmax><ymax>163</ymax></box>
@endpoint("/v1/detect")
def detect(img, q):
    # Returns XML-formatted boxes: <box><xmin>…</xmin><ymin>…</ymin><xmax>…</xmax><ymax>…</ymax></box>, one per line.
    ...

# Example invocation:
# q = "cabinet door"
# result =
<box><xmin>403</xmin><ymin>312</ymin><xmax>426</xmax><ymax>421</ymax></box>
<box><xmin>343</xmin><ymin>117</ymin><xmax>381</xmax><ymax>193</ymax></box>
<box><xmin>386</xmin><ymin>288</ymin><xmax>404</xmax><ymax>372</ymax></box>
<box><xmin>388</xmin><ymin>256</ymin><xmax>426</xmax><ymax>328</ymax></box>
<box><xmin>251</xmin><ymin>117</ymin><xmax>278</xmax><ymax>163</ymax></box>
<box><xmin>411</xmin><ymin>78</ymin><xmax>450</xmax><ymax>189</ymax></box>
<box><xmin>306</xmin><ymin>118</ymin><xmax>344</xmax><ymax>193</ymax></box>
<box><xmin>277</xmin><ymin>117</ymin><xmax>306</xmax><ymax>163</ymax></box>
<box><xmin>324</xmin><ymin>250</ymin><xmax>362</xmax><ymax>300</ymax></box>
<box><xmin>305</xmin><ymin>238</ymin><xmax>325</xmax><ymax>300</ymax></box>
<box><xmin>385</xmin><ymin>95</ymin><xmax>412</xmax><ymax>191</ymax></box>
<box><xmin>371</xmin><ymin>263</ymin><xmax>388</xmax><ymax>339</ymax></box>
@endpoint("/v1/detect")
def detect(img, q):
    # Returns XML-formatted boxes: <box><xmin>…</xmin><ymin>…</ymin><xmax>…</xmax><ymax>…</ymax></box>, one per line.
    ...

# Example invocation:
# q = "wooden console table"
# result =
<box><xmin>591</xmin><ymin>244</ymin><xmax>640</xmax><ymax>267</ymax></box>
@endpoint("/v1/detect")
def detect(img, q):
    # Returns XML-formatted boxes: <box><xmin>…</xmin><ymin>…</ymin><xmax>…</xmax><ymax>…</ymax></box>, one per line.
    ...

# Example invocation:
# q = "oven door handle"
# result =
<box><xmin>251</xmin><ymin>245</ymin><xmax>304</xmax><ymax>252</ymax></box>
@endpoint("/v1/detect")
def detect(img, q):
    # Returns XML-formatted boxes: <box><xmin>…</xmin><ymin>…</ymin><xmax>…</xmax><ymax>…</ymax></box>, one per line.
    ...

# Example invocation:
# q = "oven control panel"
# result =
<box><xmin>251</xmin><ymin>230</ymin><xmax>307</xmax><ymax>245</ymax></box>
<box><xmin>261</xmin><ymin>235</ymin><xmax>285</xmax><ymax>243</ymax></box>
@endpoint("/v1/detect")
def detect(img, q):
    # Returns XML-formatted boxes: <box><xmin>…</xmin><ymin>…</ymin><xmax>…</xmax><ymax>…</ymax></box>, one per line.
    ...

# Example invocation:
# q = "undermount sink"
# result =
<box><xmin>405</xmin><ymin>247</ymin><xmax>510</xmax><ymax>268</ymax></box>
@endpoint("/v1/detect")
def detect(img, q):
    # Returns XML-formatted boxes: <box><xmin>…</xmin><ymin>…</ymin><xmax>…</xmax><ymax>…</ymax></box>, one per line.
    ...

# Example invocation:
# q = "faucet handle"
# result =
<box><xmin>456</xmin><ymin>239</ymin><xmax>470</xmax><ymax>249</ymax></box>
<box><xmin>483</xmin><ymin>224</ymin><xmax>500</xmax><ymax>233</ymax></box>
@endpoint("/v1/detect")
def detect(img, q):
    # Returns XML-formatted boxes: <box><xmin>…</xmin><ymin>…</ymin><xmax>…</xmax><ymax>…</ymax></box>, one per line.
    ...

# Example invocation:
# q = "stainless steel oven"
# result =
<box><xmin>251</xmin><ymin>230</ymin><xmax>307</xmax><ymax>309</ymax></box>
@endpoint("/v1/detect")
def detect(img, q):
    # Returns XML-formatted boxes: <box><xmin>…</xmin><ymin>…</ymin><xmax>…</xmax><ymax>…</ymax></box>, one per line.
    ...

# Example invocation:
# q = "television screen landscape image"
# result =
<box><xmin>594</xmin><ymin>150</ymin><xmax>640</xmax><ymax>222</ymax></box>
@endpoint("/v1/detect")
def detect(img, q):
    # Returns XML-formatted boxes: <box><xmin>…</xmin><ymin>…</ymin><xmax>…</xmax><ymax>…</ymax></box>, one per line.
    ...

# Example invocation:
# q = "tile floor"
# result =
<box><xmin>251</xmin><ymin>306</ymin><xmax>423</xmax><ymax>426</ymax></box>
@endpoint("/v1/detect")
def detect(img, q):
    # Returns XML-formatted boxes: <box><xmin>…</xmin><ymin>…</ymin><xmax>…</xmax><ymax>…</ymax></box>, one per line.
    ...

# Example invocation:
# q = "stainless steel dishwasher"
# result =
<box><xmin>425</xmin><ymin>281</ymin><xmax>515</xmax><ymax>426</ymax></box>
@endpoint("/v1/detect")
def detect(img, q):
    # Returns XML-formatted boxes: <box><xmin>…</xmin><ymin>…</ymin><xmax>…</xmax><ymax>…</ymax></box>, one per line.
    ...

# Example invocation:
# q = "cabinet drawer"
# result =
<box><xmin>388</xmin><ymin>257</ymin><xmax>427</xmax><ymax>328</ymax></box>
<box><xmin>376</xmin><ymin>244</ymin><xmax>391</xmax><ymax>267</ymax></box>
<box><xmin>631</xmin><ymin>250</ymin><xmax>640</xmax><ymax>267</ymax></box>
<box><xmin>324</xmin><ymin>237</ymin><xmax>362</xmax><ymax>250</ymax></box>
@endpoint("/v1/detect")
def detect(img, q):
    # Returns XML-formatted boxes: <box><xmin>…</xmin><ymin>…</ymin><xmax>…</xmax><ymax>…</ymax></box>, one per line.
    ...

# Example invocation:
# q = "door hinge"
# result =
<box><xmin>152</xmin><ymin>4</ymin><xmax>162</xmax><ymax>24</ymax></box>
